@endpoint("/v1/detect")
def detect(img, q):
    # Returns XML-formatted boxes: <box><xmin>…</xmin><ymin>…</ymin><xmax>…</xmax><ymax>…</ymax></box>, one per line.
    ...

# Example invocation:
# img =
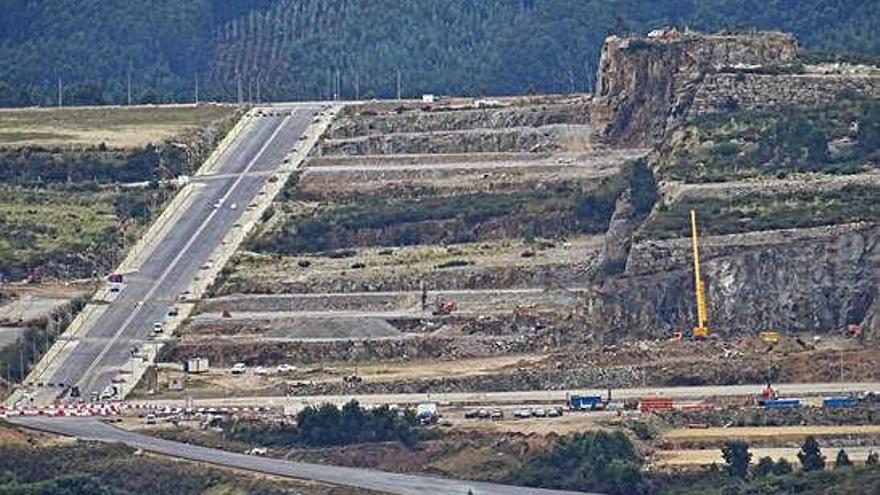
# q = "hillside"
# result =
<box><xmin>2</xmin><ymin>0</ymin><xmax>880</xmax><ymax>106</ymax></box>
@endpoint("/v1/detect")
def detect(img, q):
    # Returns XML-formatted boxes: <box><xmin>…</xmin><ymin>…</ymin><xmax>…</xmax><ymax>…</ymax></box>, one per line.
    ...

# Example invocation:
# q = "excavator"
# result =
<box><xmin>690</xmin><ymin>210</ymin><xmax>710</xmax><ymax>340</ymax></box>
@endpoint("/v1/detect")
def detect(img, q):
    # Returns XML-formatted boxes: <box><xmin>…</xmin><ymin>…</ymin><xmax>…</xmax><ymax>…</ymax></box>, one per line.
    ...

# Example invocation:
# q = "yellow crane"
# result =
<box><xmin>690</xmin><ymin>210</ymin><xmax>709</xmax><ymax>340</ymax></box>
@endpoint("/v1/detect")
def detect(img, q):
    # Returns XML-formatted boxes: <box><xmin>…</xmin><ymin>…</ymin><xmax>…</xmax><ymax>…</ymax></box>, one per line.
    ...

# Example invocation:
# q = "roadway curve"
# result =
<box><xmin>11</xmin><ymin>417</ymin><xmax>594</xmax><ymax>495</ymax></box>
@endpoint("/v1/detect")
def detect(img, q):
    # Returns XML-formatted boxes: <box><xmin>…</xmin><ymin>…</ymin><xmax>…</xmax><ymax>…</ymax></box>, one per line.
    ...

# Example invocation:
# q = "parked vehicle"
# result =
<box><xmin>145</xmin><ymin>414</ymin><xmax>156</xmax><ymax>425</ymax></box>
<box><xmin>514</xmin><ymin>408</ymin><xmax>533</xmax><ymax>419</ymax></box>
<box><xmin>152</xmin><ymin>322</ymin><xmax>164</xmax><ymax>334</ymax></box>
<box><xmin>254</xmin><ymin>366</ymin><xmax>270</xmax><ymax>376</ymax></box>
<box><xmin>276</xmin><ymin>364</ymin><xmax>296</xmax><ymax>374</ymax></box>
<box><xmin>230</xmin><ymin>363</ymin><xmax>247</xmax><ymax>375</ymax></box>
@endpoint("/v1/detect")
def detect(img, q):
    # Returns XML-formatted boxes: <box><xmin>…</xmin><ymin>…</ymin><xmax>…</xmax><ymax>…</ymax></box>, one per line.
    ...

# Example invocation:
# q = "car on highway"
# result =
<box><xmin>276</xmin><ymin>364</ymin><xmax>296</xmax><ymax>374</ymax></box>
<box><xmin>100</xmin><ymin>385</ymin><xmax>118</xmax><ymax>400</ymax></box>
<box><xmin>230</xmin><ymin>363</ymin><xmax>247</xmax><ymax>375</ymax></box>
<box><xmin>212</xmin><ymin>200</ymin><xmax>222</xmax><ymax>209</ymax></box>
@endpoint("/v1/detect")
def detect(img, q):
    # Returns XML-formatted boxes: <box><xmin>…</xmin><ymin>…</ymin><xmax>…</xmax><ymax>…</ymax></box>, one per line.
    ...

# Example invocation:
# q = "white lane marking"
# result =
<box><xmin>76</xmin><ymin>112</ymin><xmax>295</xmax><ymax>391</ymax></box>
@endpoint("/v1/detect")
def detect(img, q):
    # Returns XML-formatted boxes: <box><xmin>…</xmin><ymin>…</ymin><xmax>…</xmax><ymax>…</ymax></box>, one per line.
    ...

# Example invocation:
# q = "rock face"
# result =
<box><xmin>689</xmin><ymin>73</ymin><xmax>880</xmax><ymax>117</ymax></box>
<box><xmin>320</xmin><ymin>125</ymin><xmax>591</xmax><ymax>156</ymax></box>
<box><xmin>585</xmin><ymin>223</ymin><xmax>880</xmax><ymax>339</ymax></box>
<box><xmin>591</xmin><ymin>30</ymin><xmax>797</xmax><ymax>146</ymax></box>
<box><xmin>330</xmin><ymin>102</ymin><xmax>592</xmax><ymax>139</ymax></box>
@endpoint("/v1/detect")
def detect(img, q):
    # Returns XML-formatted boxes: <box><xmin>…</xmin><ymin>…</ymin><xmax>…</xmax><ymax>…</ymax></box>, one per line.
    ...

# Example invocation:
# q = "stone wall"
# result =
<box><xmin>690</xmin><ymin>73</ymin><xmax>880</xmax><ymax>117</ymax></box>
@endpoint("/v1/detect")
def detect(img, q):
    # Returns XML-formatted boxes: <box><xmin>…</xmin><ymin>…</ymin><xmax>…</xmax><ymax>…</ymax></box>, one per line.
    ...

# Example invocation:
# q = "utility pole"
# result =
<box><xmin>194</xmin><ymin>72</ymin><xmax>200</xmax><ymax>104</ymax></box>
<box><xmin>396</xmin><ymin>69</ymin><xmax>402</xmax><ymax>100</ymax></box>
<box><xmin>326</xmin><ymin>68</ymin><xmax>332</xmax><ymax>101</ymax></box>
<box><xmin>354</xmin><ymin>72</ymin><xmax>360</xmax><ymax>100</ymax></box>
<box><xmin>247</xmin><ymin>78</ymin><xmax>252</xmax><ymax>102</ymax></box>
<box><xmin>57</xmin><ymin>77</ymin><xmax>62</xmax><ymax>107</ymax></box>
<box><xmin>236</xmin><ymin>72</ymin><xmax>243</xmax><ymax>104</ymax></box>
<box><xmin>336</xmin><ymin>69</ymin><xmax>341</xmax><ymax>101</ymax></box>
<box><xmin>127</xmin><ymin>62</ymin><xmax>133</xmax><ymax>105</ymax></box>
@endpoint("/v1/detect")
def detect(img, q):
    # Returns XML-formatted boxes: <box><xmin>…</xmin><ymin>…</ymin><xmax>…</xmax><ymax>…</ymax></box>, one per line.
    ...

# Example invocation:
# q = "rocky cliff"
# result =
<box><xmin>590</xmin><ymin>29</ymin><xmax>797</xmax><ymax>146</ymax></box>
<box><xmin>585</xmin><ymin>222</ymin><xmax>879</xmax><ymax>339</ymax></box>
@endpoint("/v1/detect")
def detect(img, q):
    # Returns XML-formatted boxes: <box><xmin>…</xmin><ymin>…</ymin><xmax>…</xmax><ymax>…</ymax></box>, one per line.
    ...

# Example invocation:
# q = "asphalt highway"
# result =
<box><xmin>11</xmin><ymin>417</ymin><xmax>594</xmax><ymax>495</ymax></box>
<box><xmin>136</xmin><ymin>381</ymin><xmax>880</xmax><ymax>409</ymax></box>
<box><xmin>22</xmin><ymin>105</ymin><xmax>320</xmax><ymax>402</ymax></box>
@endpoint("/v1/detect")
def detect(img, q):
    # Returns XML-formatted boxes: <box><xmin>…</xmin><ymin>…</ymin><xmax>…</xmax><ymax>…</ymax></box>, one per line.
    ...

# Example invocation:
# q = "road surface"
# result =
<box><xmin>11</xmin><ymin>417</ymin><xmax>594</xmax><ymax>495</ymax></box>
<box><xmin>134</xmin><ymin>381</ymin><xmax>880</xmax><ymax>409</ymax></box>
<box><xmin>17</xmin><ymin>105</ymin><xmax>320</xmax><ymax>403</ymax></box>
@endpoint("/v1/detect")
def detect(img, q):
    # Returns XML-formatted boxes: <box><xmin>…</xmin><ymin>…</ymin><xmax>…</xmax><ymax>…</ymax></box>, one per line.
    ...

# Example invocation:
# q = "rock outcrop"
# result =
<box><xmin>591</xmin><ymin>29</ymin><xmax>797</xmax><ymax>146</ymax></box>
<box><xmin>585</xmin><ymin>222</ymin><xmax>880</xmax><ymax>339</ymax></box>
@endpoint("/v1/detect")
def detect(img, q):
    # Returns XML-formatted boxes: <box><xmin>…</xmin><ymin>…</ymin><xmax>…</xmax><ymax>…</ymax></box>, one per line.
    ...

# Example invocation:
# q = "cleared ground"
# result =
<box><xmin>0</xmin><ymin>104</ymin><xmax>233</xmax><ymax>148</ymax></box>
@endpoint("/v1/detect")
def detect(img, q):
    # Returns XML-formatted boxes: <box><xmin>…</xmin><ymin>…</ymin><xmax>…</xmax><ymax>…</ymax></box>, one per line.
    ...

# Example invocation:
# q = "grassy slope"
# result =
<box><xmin>0</xmin><ymin>104</ymin><xmax>233</xmax><ymax>148</ymax></box>
<box><xmin>641</xmin><ymin>95</ymin><xmax>880</xmax><ymax>239</ymax></box>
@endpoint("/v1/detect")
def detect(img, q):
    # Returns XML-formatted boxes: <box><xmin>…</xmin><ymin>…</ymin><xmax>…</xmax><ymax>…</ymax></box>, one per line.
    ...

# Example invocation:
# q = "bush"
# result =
<box><xmin>435</xmin><ymin>259</ymin><xmax>473</xmax><ymax>269</ymax></box>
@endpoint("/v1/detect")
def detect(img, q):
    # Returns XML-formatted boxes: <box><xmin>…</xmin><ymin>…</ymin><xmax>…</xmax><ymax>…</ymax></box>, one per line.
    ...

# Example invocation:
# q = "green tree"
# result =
<box><xmin>722</xmin><ymin>441</ymin><xmax>752</xmax><ymax>479</ymax></box>
<box><xmin>834</xmin><ymin>449</ymin><xmax>852</xmax><ymax>469</ymax></box>
<box><xmin>514</xmin><ymin>431</ymin><xmax>643</xmax><ymax>494</ymax></box>
<box><xmin>752</xmin><ymin>456</ymin><xmax>775</xmax><ymax>477</ymax></box>
<box><xmin>798</xmin><ymin>436</ymin><xmax>826</xmax><ymax>472</ymax></box>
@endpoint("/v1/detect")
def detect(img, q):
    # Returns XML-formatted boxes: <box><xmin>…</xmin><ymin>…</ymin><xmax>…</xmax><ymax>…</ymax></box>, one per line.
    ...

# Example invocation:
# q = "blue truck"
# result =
<box><xmin>569</xmin><ymin>395</ymin><xmax>604</xmax><ymax>411</ymax></box>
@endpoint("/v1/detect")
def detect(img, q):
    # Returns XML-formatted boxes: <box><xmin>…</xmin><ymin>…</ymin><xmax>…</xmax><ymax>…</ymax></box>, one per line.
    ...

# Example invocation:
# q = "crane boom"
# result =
<box><xmin>690</xmin><ymin>210</ymin><xmax>709</xmax><ymax>339</ymax></box>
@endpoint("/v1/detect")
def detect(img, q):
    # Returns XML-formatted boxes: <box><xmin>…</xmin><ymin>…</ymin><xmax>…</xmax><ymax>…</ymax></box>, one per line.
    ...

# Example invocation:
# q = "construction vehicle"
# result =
<box><xmin>759</xmin><ymin>331</ymin><xmax>781</xmax><ymax>344</ymax></box>
<box><xmin>434</xmin><ymin>299</ymin><xmax>456</xmax><ymax>315</ymax></box>
<box><xmin>690</xmin><ymin>210</ymin><xmax>709</xmax><ymax>340</ymax></box>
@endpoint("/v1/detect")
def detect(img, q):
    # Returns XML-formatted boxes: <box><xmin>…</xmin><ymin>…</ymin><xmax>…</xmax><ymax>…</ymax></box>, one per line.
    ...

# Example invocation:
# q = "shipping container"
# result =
<box><xmin>183</xmin><ymin>357</ymin><xmax>209</xmax><ymax>374</ymax></box>
<box><xmin>823</xmin><ymin>396</ymin><xmax>858</xmax><ymax>408</ymax></box>
<box><xmin>763</xmin><ymin>398</ymin><xmax>801</xmax><ymax>409</ymax></box>
<box><xmin>639</xmin><ymin>397</ymin><xmax>674</xmax><ymax>413</ymax></box>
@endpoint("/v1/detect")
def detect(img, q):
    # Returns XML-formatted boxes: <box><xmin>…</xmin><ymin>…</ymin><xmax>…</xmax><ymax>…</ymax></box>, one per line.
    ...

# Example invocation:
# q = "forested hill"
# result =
<box><xmin>1</xmin><ymin>0</ymin><xmax>879</xmax><ymax>107</ymax></box>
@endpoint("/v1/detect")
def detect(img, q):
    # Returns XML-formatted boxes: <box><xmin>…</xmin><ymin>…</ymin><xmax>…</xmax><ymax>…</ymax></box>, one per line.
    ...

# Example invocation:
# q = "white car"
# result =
<box><xmin>230</xmin><ymin>363</ymin><xmax>247</xmax><ymax>375</ymax></box>
<box><xmin>514</xmin><ymin>408</ymin><xmax>533</xmax><ymax>419</ymax></box>
<box><xmin>152</xmin><ymin>322</ymin><xmax>164</xmax><ymax>334</ymax></box>
<box><xmin>276</xmin><ymin>364</ymin><xmax>296</xmax><ymax>374</ymax></box>
<box><xmin>229</xmin><ymin>203</ymin><xmax>237</xmax><ymax>210</ymax></box>
<box><xmin>212</xmin><ymin>200</ymin><xmax>222</xmax><ymax>209</ymax></box>
<box><xmin>254</xmin><ymin>366</ymin><xmax>270</xmax><ymax>376</ymax></box>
